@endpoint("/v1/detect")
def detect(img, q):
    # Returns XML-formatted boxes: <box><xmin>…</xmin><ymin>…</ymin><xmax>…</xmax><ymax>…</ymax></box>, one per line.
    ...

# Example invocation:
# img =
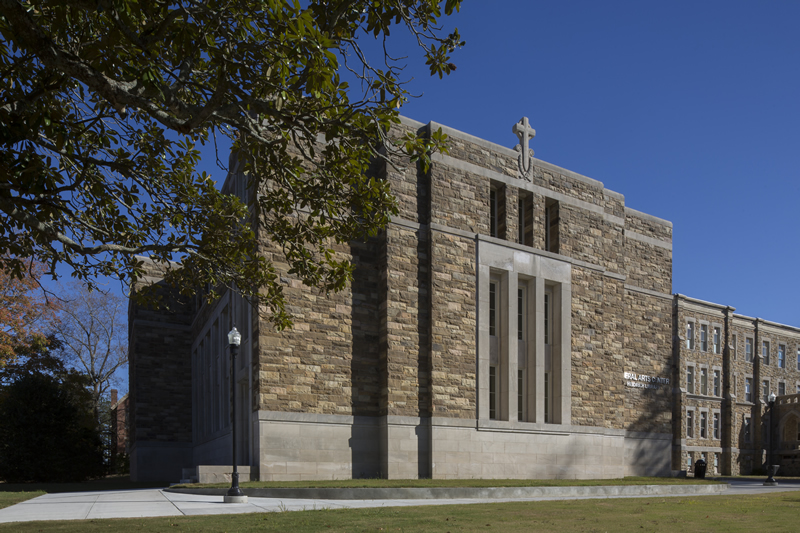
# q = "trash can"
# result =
<box><xmin>694</xmin><ymin>458</ymin><xmax>707</xmax><ymax>479</ymax></box>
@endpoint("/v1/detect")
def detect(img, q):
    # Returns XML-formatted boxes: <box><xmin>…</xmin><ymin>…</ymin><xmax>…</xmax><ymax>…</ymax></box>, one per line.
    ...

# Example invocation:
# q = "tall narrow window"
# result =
<box><xmin>700</xmin><ymin>368</ymin><xmax>708</xmax><ymax>395</ymax></box>
<box><xmin>713</xmin><ymin>413</ymin><xmax>720</xmax><ymax>439</ymax></box>
<box><xmin>544</xmin><ymin>198</ymin><xmax>559</xmax><ymax>254</ymax></box>
<box><xmin>686</xmin><ymin>322</ymin><xmax>695</xmax><ymax>350</ymax></box>
<box><xmin>763</xmin><ymin>380</ymin><xmax>769</xmax><ymax>402</ymax></box>
<box><xmin>779</xmin><ymin>382</ymin><xmax>786</xmax><ymax>396</ymax></box>
<box><xmin>544</xmin><ymin>288</ymin><xmax>553</xmax><ymax>423</ymax></box>
<box><xmin>746</xmin><ymin>338</ymin><xmax>753</xmax><ymax>362</ymax></box>
<box><xmin>489</xmin><ymin>282</ymin><xmax>497</xmax><ymax>337</ymax></box>
<box><xmin>700</xmin><ymin>412</ymin><xmax>707</xmax><ymax>438</ymax></box>
<box><xmin>489</xmin><ymin>188</ymin><xmax>498</xmax><ymax>238</ymax></box>
<box><xmin>517</xmin><ymin>288</ymin><xmax>524</xmax><ymax>340</ymax></box>
<box><xmin>517</xmin><ymin>192</ymin><xmax>533</xmax><ymax>246</ymax></box>
<box><xmin>686</xmin><ymin>411</ymin><xmax>694</xmax><ymax>438</ymax></box>
<box><xmin>517</xmin><ymin>370</ymin><xmax>524</xmax><ymax>421</ymax></box>
<box><xmin>489</xmin><ymin>366</ymin><xmax>497</xmax><ymax>420</ymax></box>
<box><xmin>779</xmin><ymin>345</ymin><xmax>786</xmax><ymax>368</ymax></box>
<box><xmin>763</xmin><ymin>341</ymin><xmax>770</xmax><ymax>365</ymax></box>
<box><xmin>490</xmin><ymin>182</ymin><xmax>506</xmax><ymax>239</ymax></box>
<box><xmin>744</xmin><ymin>417</ymin><xmax>751</xmax><ymax>442</ymax></box>
<box><xmin>713</xmin><ymin>327</ymin><xmax>721</xmax><ymax>354</ymax></box>
<box><xmin>713</xmin><ymin>370</ymin><xmax>720</xmax><ymax>397</ymax></box>
<box><xmin>745</xmin><ymin>377</ymin><xmax>753</xmax><ymax>402</ymax></box>
<box><xmin>687</xmin><ymin>366</ymin><xmax>695</xmax><ymax>394</ymax></box>
<box><xmin>700</xmin><ymin>324</ymin><xmax>708</xmax><ymax>352</ymax></box>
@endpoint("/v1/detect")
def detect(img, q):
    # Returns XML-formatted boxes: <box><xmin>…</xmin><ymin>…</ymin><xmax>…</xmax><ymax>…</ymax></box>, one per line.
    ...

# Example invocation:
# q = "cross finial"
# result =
<box><xmin>512</xmin><ymin>117</ymin><xmax>535</xmax><ymax>181</ymax></box>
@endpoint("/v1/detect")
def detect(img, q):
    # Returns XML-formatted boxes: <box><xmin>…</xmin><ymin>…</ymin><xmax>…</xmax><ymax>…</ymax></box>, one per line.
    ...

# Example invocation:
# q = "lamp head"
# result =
<box><xmin>769</xmin><ymin>391</ymin><xmax>777</xmax><ymax>403</ymax></box>
<box><xmin>228</xmin><ymin>327</ymin><xmax>241</xmax><ymax>346</ymax></box>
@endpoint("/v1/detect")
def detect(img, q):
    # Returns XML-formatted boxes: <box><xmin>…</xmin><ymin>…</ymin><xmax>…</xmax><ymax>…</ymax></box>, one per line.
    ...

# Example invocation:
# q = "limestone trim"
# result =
<box><xmin>624</xmin><ymin>206</ymin><xmax>673</xmax><ymax>228</ymax></box>
<box><xmin>477</xmin><ymin>240</ymin><xmax>571</xmax><ymax>426</ymax></box>
<box><xmin>625</xmin><ymin>229</ymin><xmax>672</xmax><ymax>251</ymax></box>
<box><xmin>431</xmin><ymin>152</ymin><xmax>626</xmax><ymax>227</ymax></box>
<box><xmin>624</xmin><ymin>284</ymin><xmax>672</xmax><ymax>301</ymax></box>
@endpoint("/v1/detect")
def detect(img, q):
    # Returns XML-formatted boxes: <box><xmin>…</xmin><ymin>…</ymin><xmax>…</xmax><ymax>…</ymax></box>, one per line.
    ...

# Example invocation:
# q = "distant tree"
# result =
<box><xmin>0</xmin><ymin>261</ymin><xmax>55</xmax><ymax>368</ymax></box>
<box><xmin>0</xmin><ymin>0</ymin><xmax>463</xmax><ymax>328</ymax></box>
<box><xmin>54</xmin><ymin>283</ymin><xmax>127</xmax><ymax>418</ymax></box>
<box><xmin>0</xmin><ymin>339</ymin><xmax>104</xmax><ymax>482</ymax></box>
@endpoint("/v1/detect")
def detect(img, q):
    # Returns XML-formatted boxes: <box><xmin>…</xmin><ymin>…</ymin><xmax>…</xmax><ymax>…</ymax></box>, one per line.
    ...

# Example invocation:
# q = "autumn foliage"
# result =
<box><xmin>0</xmin><ymin>262</ymin><xmax>56</xmax><ymax>367</ymax></box>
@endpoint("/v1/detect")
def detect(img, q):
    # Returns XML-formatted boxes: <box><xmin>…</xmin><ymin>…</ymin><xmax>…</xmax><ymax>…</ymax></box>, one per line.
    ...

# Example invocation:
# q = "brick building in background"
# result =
<box><xmin>128</xmin><ymin>116</ymin><xmax>798</xmax><ymax>482</ymax></box>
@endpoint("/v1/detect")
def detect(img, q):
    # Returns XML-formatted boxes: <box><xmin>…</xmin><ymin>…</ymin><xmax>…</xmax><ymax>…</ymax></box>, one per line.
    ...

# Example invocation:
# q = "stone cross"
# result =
<box><xmin>512</xmin><ymin>117</ymin><xmax>535</xmax><ymax>181</ymax></box>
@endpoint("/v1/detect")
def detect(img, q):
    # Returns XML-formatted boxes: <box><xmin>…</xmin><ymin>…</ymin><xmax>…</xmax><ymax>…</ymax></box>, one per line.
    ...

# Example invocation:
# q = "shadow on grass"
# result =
<box><xmin>0</xmin><ymin>475</ymin><xmax>168</xmax><ymax>494</ymax></box>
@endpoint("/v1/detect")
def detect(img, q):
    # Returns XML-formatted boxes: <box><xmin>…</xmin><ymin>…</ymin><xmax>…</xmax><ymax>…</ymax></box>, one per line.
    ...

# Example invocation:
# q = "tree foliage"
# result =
<box><xmin>0</xmin><ymin>260</ymin><xmax>55</xmax><ymax>367</ymax></box>
<box><xmin>0</xmin><ymin>338</ymin><xmax>105</xmax><ymax>482</ymax></box>
<box><xmin>0</xmin><ymin>0</ymin><xmax>463</xmax><ymax>327</ymax></box>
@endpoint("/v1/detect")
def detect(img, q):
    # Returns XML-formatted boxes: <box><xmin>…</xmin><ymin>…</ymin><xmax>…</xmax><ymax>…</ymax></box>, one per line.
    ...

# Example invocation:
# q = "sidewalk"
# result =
<box><xmin>1</xmin><ymin>479</ymin><xmax>799</xmax><ymax>524</ymax></box>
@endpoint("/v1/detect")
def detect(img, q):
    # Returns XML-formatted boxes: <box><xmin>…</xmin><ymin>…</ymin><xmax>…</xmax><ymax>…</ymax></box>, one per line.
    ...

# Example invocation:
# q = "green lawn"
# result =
<box><xmin>1</xmin><ymin>492</ymin><xmax>799</xmax><ymax>532</ymax></box>
<box><xmin>173</xmin><ymin>475</ymin><xmax>720</xmax><ymax>489</ymax></box>
<box><xmin>0</xmin><ymin>491</ymin><xmax>45</xmax><ymax>510</ymax></box>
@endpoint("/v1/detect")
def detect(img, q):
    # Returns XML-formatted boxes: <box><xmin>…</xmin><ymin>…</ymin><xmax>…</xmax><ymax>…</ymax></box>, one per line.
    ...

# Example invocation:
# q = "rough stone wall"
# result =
<box><xmin>128</xmin><ymin>260</ymin><xmax>194</xmax><ymax>445</ymax></box>
<box><xmin>429</xmin><ymin>231</ymin><xmax>477</xmax><ymax>419</ymax></box>
<box><xmin>254</xmin><ymin>238</ymin><xmax>382</xmax><ymax>416</ymax></box>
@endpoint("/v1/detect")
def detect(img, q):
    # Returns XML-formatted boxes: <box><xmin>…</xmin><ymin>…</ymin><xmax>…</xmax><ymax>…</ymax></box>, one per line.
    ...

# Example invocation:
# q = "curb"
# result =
<box><xmin>165</xmin><ymin>483</ymin><xmax>729</xmax><ymax>500</ymax></box>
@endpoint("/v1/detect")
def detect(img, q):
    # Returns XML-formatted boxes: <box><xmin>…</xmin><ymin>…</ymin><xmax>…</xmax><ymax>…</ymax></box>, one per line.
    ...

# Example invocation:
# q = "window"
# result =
<box><xmin>700</xmin><ymin>324</ymin><xmax>708</xmax><ymax>352</ymax></box>
<box><xmin>517</xmin><ymin>288</ymin><xmax>523</xmax><ymax>340</ymax></box>
<box><xmin>489</xmin><ymin>183</ymin><xmax>506</xmax><ymax>239</ymax></box>
<box><xmin>700</xmin><ymin>412</ymin><xmax>707</xmax><ymax>438</ymax></box>
<box><xmin>746</xmin><ymin>338</ymin><xmax>753</xmax><ymax>362</ymax></box>
<box><xmin>797</xmin><ymin>383</ymin><xmax>800</xmax><ymax>394</ymax></box>
<box><xmin>744</xmin><ymin>416</ymin><xmax>751</xmax><ymax>442</ymax></box>
<box><xmin>544</xmin><ymin>289</ymin><xmax>553</xmax><ymax>423</ymax></box>
<box><xmin>489</xmin><ymin>366</ymin><xmax>497</xmax><ymax>420</ymax></box>
<box><xmin>763</xmin><ymin>380</ymin><xmax>770</xmax><ymax>402</ymax></box>
<box><xmin>517</xmin><ymin>370</ymin><xmax>524</xmax><ymax>421</ymax></box>
<box><xmin>779</xmin><ymin>382</ymin><xmax>786</xmax><ymax>396</ymax></box>
<box><xmin>713</xmin><ymin>327</ymin><xmax>721</xmax><ymax>354</ymax></box>
<box><xmin>700</xmin><ymin>368</ymin><xmax>708</xmax><ymax>395</ymax></box>
<box><xmin>686</xmin><ymin>322</ymin><xmax>695</xmax><ymax>350</ymax></box>
<box><xmin>713</xmin><ymin>370</ymin><xmax>721</xmax><ymax>397</ymax></box>
<box><xmin>714</xmin><ymin>453</ymin><xmax>720</xmax><ymax>473</ymax></box>
<box><xmin>763</xmin><ymin>341</ymin><xmax>770</xmax><ymax>365</ymax></box>
<box><xmin>687</xmin><ymin>453</ymin><xmax>693</xmax><ymax>471</ymax></box>
<box><xmin>713</xmin><ymin>412</ymin><xmax>720</xmax><ymax>439</ymax></box>
<box><xmin>779</xmin><ymin>344</ymin><xmax>786</xmax><ymax>368</ymax></box>
<box><xmin>544</xmin><ymin>198</ymin><xmax>559</xmax><ymax>253</ymax></box>
<box><xmin>686</xmin><ymin>411</ymin><xmax>694</xmax><ymax>438</ymax></box>
<box><xmin>745</xmin><ymin>377</ymin><xmax>753</xmax><ymax>402</ymax></box>
<box><xmin>687</xmin><ymin>366</ymin><xmax>695</xmax><ymax>394</ymax></box>
<box><xmin>517</xmin><ymin>192</ymin><xmax>533</xmax><ymax>246</ymax></box>
<box><xmin>489</xmin><ymin>282</ymin><xmax>497</xmax><ymax>337</ymax></box>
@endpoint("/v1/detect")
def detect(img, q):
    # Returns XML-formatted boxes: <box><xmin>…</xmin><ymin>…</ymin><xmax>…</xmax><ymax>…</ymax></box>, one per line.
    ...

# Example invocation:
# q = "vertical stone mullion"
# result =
<box><xmin>533</xmin><ymin>276</ymin><xmax>546</xmax><ymax>423</ymax></box>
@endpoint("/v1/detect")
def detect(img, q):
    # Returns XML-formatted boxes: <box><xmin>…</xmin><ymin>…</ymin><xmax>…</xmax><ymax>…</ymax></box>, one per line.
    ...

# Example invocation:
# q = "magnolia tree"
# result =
<box><xmin>0</xmin><ymin>0</ymin><xmax>463</xmax><ymax>327</ymax></box>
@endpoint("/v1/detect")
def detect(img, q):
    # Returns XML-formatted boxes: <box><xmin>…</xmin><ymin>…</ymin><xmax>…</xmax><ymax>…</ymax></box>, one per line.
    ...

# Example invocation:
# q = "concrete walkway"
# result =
<box><xmin>1</xmin><ymin>478</ymin><xmax>799</xmax><ymax>524</ymax></box>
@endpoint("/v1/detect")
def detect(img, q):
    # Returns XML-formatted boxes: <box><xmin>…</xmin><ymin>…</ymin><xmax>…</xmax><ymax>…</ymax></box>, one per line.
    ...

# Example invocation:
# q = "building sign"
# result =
<box><xmin>624</xmin><ymin>371</ymin><xmax>669</xmax><ymax>390</ymax></box>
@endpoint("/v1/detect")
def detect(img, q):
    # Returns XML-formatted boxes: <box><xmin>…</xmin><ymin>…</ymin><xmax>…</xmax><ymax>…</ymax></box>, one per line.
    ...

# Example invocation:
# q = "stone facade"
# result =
<box><xmin>673</xmin><ymin>295</ymin><xmax>800</xmax><ymax>476</ymax></box>
<box><xmin>136</xmin><ymin>115</ymin><xmax>800</xmax><ymax>482</ymax></box>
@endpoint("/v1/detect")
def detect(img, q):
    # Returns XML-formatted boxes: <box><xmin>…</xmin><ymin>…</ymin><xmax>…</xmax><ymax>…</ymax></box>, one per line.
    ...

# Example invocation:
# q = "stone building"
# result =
<box><xmin>130</xmin><ymin>116</ymin><xmax>681</xmax><ymax>482</ymax></box>
<box><xmin>673</xmin><ymin>295</ymin><xmax>800</xmax><ymax>476</ymax></box>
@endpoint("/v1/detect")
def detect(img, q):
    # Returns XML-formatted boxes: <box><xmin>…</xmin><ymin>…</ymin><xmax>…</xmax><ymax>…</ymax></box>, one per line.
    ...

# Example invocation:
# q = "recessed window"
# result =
<box><xmin>746</xmin><ymin>338</ymin><xmax>753</xmax><ymax>362</ymax></box>
<box><xmin>713</xmin><ymin>412</ymin><xmax>720</xmax><ymax>439</ymax></box>
<box><xmin>779</xmin><ymin>345</ymin><xmax>786</xmax><ymax>368</ymax></box>
<box><xmin>744</xmin><ymin>416</ymin><xmax>751</xmax><ymax>442</ymax></box>
<box><xmin>544</xmin><ymin>198</ymin><xmax>559</xmax><ymax>253</ymax></box>
<box><xmin>518</xmin><ymin>192</ymin><xmax>533</xmax><ymax>246</ymax></box>
<box><xmin>763</xmin><ymin>380</ymin><xmax>770</xmax><ymax>402</ymax></box>
<box><xmin>687</xmin><ymin>366</ymin><xmax>695</xmax><ymax>394</ymax></box>
<box><xmin>700</xmin><ymin>324</ymin><xmax>708</xmax><ymax>352</ymax></box>
<box><xmin>700</xmin><ymin>412</ymin><xmax>708</xmax><ymax>439</ymax></box>
<box><xmin>763</xmin><ymin>341</ymin><xmax>771</xmax><ymax>365</ymax></box>
<box><xmin>686</xmin><ymin>411</ymin><xmax>694</xmax><ymax>438</ymax></box>
<box><xmin>686</xmin><ymin>322</ymin><xmax>695</xmax><ymax>350</ymax></box>
<box><xmin>489</xmin><ymin>182</ymin><xmax>506</xmax><ymax>239</ymax></box>
<box><xmin>779</xmin><ymin>382</ymin><xmax>786</xmax><ymax>396</ymax></box>
<box><xmin>713</xmin><ymin>327</ymin><xmax>721</xmax><ymax>354</ymax></box>
<box><xmin>489</xmin><ymin>366</ymin><xmax>497</xmax><ymax>420</ymax></box>
<box><xmin>713</xmin><ymin>370</ymin><xmax>720</xmax><ymax>397</ymax></box>
<box><xmin>700</xmin><ymin>368</ymin><xmax>708</xmax><ymax>396</ymax></box>
<box><xmin>745</xmin><ymin>377</ymin><xmax>753</xmax><ymax>402</ymax></box>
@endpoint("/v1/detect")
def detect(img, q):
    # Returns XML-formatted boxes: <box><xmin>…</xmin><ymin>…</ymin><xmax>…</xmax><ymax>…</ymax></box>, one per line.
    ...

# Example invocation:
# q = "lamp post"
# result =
<box><xmin>764</xmin><ymin>391</ymin><xmax>778</xmax><ymax>486</ymax></box>
<box><xmin>224</xmin><ymin>327</ymin><xmax>247</xmax><ymax>503</ymax></box>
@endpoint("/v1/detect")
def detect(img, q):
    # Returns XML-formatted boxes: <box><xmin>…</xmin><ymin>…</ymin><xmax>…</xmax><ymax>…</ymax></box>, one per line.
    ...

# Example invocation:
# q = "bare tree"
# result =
<box><xmin>54</xmin><ymin>283</ymin><xmax>127</xmax><ymax>417</ymax></box>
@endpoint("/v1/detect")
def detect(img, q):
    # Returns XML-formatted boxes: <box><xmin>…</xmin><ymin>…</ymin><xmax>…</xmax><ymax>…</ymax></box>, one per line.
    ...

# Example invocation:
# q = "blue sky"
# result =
<box><xmin>379</xmin><ymin>0</ymin><xmax>800</xmax><ymax>326</ymax></box>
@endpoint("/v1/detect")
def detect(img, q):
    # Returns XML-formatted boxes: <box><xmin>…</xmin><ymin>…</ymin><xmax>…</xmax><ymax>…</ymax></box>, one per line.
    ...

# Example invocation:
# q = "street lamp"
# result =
<box><xmin>224</xmin><ymin>327</ymin><xmax>248</xmax><ymax>503</ymax></box>
<box><xmin>764</xmin><ymin>391</ymin><xmax>778</xmax><ymax>486</ymax></box>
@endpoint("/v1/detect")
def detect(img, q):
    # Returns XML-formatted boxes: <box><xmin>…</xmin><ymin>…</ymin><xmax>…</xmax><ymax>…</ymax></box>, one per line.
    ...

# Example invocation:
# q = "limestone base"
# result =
<box><xmin>223</xmin><ymin>495</ymin><xmax>249</xmax><ymax>504</ymax></box>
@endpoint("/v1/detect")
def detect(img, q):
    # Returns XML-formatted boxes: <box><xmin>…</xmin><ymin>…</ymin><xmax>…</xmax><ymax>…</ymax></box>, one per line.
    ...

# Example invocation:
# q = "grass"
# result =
<box><xmin>172</xmin><ymin>476</ymin><xmax>721</xmax><ymax>489</ymax></box>
<box><xmin>0</xmin><ymin>491</ymin><xmax>45</xmax><ymax>510</ymax></box>
<box><xmin>1</xmin><ymin>491</ymin><xmax>799</xmax><ymax>532</ymax></box>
